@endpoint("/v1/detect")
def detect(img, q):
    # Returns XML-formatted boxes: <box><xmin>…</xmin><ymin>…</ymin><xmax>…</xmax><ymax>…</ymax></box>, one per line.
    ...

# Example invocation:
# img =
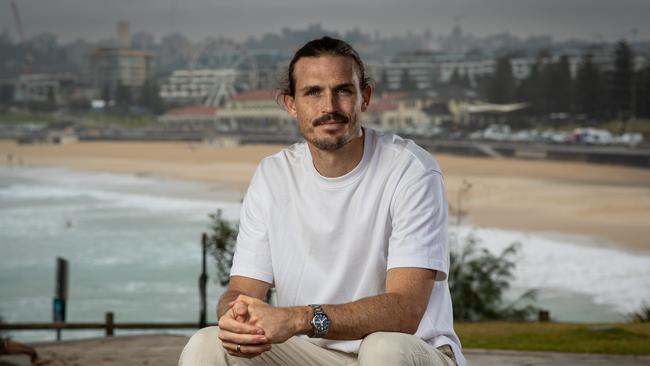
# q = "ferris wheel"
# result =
<box><xmin>189</xmin><ymin>38</ymin><xmax>259</xmax><ymax>106</ymax></box>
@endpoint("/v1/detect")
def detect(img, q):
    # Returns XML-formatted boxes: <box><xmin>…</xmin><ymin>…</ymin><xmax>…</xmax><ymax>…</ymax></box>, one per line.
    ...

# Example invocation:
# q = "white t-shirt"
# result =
<box><xmin>231</xmin><ymin>128</ymin><xmax>466</xmax><ymax>365</ymax></box>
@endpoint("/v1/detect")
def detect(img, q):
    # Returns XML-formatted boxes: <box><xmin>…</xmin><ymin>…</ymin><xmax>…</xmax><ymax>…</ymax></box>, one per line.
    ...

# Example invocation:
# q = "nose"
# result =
<box><xmin>320</xmin><ymin>90</ymin><xmax>338</xmax><ymax>113</ymax></box>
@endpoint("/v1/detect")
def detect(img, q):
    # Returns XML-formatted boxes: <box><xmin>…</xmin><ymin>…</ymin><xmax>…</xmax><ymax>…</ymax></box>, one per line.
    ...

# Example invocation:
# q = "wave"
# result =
<box><xmin>452</xmin><ymin>225</ymin><xmax>650</xmax><ymax>314</ymax></box>
<box><xmin>0</xmin><ymin>166</ymin><xmax>242</xmax><ymax>222</ymax></box>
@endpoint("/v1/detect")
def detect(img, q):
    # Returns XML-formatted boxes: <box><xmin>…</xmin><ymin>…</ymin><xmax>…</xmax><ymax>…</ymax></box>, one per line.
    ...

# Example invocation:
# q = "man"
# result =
<box><xmin>179</xmin><ymin>37</ymin><xmax>467</xmax><ymax>366</ymax></box>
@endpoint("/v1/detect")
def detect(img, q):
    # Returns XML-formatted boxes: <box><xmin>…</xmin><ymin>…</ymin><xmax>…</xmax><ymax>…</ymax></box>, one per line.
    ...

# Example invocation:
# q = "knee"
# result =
<box><xmin>186</xmin><ymin>326</ymin><xmax>223</xmax><ymax>350</ymax></box>
<box><xmin>358</xmin><ymin>332</ymin><xmax>409</xmax><ymax>365</ymax></box>
<box><xmin>178</xmin><ymin>326</ymin><xmax>224</xmax><ymax>366</ymax></box>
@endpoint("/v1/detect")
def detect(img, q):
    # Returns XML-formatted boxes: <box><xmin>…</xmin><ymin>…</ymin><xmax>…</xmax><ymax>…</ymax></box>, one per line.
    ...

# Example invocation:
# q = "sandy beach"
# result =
<box><xmin>1</xmin><ymin>139</ymin><xmax>649</xmax><ymax>253</ymax></box>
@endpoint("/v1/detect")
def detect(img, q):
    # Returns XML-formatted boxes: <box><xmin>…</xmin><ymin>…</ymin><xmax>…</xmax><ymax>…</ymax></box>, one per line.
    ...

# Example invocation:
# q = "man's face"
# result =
<box><xmin>284</xmin><ymin>55</ymin><xmax>372</xmax><ymax>151</ymax></box>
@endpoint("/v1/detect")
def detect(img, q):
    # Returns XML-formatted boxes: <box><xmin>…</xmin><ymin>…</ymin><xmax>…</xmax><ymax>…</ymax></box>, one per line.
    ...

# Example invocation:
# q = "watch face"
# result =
<box><xmin>313</xmin><ymin>313</ymin><xmax>330</xmax><ymax>332</ymax></box>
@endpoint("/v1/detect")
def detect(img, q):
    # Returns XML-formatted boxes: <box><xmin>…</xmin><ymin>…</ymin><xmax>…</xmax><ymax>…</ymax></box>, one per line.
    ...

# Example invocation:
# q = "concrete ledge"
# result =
<box><xmin>0</xmin><ymin>355</ymin><xmax>31</xmax><ymax>366</ymax></box>
<box><xmin>464</xmin><ymin>348</ymin><xmax>650</xmax><ymax>366</ymax></box>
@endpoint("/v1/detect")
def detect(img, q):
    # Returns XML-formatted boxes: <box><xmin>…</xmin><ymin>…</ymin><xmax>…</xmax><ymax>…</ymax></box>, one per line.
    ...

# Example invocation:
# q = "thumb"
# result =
<box><xmin>232</xmin><ymin>301</ymin><xmax>248</xmax><ymax>317</ymax></box>
<box><xmin>235</xmin><ymin>294</ymin><xmax>262</xmax><ymax>306</ymax></box>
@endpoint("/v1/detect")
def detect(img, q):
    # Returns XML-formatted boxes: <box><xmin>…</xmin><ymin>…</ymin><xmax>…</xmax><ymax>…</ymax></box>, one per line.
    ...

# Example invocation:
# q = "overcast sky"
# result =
<box><xmin>1</xmin><ymin>0</ymin><xmax>648</xmax><ymax>43</ymax></box>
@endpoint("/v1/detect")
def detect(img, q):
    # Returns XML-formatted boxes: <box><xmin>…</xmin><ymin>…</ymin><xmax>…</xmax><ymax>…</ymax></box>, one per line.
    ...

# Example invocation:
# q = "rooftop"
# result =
<box><xmin>230</xmin><ymin>89</ymin><xmax>278</xmax><ymax>102</ymax></box>
<box><xmin>166</xmin><ymin>105</ymin><xmax>218</xmax><ymax>116</ymax></box>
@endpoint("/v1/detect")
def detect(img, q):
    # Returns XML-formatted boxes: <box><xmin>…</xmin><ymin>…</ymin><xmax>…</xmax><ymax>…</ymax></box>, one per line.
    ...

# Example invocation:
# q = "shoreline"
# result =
<box><xmin>2</xmin><ymin>139</ymin><xmax>649</xmax><ymax>253</ymax></box>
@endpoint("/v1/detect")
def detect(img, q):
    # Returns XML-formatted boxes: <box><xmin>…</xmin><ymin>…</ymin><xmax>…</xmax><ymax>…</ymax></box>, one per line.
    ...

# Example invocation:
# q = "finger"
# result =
<box><xmin>222</xmin><ymin>342</ymin><xmax>272</xmax><ymax>357</ymax></box>
<box><xmin>218</xmin><ymin>329</ymin><xmax>269</xmax><ymax>345</ymax></box>
<box><xmin>232</xmin><ymin>301</ymin><xmax>249</xmax><ymax>317</ymax></box>
<box><xmin>219</xmin><ymin>316</ymin><xmax>264</xmax><ymax>335</ymax></box>
<box><xmin>230</xmin><ymin>305</ymin><xmax>247</xmax><ymax>322</ymax></box>
<box><xmin>223</xmin><ymin>342</ymin><xmax>271</xmax><ymax>359</ymax></box>
<box><xmin>227</xmin><ymin>350</ymin><xmax>262</xmax><ymax>359</ymax></box>
<box><xmin>228</xmin><ymin>299</ymin><xmax>241</xmax><ymax>308</ymax></box>
<box><xmin>235</xmin><ymin>294</ymin><xmax>260</xmax><ymax>305</ymax></box>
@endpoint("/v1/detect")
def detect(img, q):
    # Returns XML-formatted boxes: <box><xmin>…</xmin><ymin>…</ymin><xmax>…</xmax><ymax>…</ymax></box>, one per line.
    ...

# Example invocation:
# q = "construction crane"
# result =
<box><xmin>10</xmin><ymin>1</ymin><xmax>32</xmax><ymax>77</ymax></box>
<box><xmin>11</xmin><ymin>1</ymin><xmax>27</xmax><ymax>44</ymax></box>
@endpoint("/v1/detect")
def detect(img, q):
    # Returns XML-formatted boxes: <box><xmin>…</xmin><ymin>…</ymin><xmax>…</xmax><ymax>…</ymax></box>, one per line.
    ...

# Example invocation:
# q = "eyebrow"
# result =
<box><xmin>334</xmin><ymin>83</ymin><xmax>355</xmax><ymax>90</ymax></box>
<box><xmin>299</xmin><ymin>83</ymin><xmax>356</xmax><ymax>93</ymax></box>
<box><xmin>300</xmin><ymin>85</ymin><xmax>322</xmax><ymax>94</ymax></box>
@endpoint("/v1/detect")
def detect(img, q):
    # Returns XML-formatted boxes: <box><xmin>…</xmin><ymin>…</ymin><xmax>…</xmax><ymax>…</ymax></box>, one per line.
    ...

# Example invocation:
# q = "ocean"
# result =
<box><xmin>1</xmin><ymin>166</ymin><xmax>649</xmax><ymax>342</ymax></box>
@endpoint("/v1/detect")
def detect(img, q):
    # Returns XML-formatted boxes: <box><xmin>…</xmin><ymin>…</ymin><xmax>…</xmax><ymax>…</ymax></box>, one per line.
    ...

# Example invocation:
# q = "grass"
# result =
<box><xmin>0</xmin><ymin>112</ymin><xmax>51</xmax><ymax>124</ymax></box>
<box><xmin>0</xmin><ymin>111</ymin><xmax>157</xmax><ymax>129</ymax></box>
<box><xmin>78</xmin><ymin>112</ymin><xmax>157</xmax><ymax>129</ymax></box>
<box><xmin>601</xmin><ymin>118</ymin><xmax>650</xmax><ymax>137</ymax></box>
<box><xmin>456</xmin><ymin>321</ymin><xmax>650</xmax><ymax>355</ymax></box>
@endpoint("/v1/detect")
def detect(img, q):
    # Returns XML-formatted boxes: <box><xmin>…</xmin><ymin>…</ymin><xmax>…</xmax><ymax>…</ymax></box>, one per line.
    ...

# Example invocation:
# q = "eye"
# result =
<box><xmin>305</xmin><ymin>88</ymin><xmax>320</xmax><ymax>96</ymax></box>
<box><xmin>337</xmin><ymin>88</ymin><xmax>353</xmax><ymax>95</ymax></box>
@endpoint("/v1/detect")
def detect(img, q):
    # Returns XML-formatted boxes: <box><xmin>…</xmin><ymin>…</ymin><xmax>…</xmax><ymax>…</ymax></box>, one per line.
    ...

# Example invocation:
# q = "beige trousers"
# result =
<box><xmin>178</xmin><ymin>326</ymin><xmax>457</xmax><ymax>366</ymax></box>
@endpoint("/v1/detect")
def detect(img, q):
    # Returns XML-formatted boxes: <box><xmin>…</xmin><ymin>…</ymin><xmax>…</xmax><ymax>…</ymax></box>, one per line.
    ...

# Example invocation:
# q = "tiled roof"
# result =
<box><xmin>365</xmin><ymin>99</ymin><xmax>399</xmax><ymax>114</ymax></box>
<box><xmin>230</xmin><ymin>89</ymin><xmax>278</xmax><ymax>102</ymax></box>
<box><xmin>365</xmin><ymin>92</ymin><xmax>403</xmax><ymax>114</ymax></box>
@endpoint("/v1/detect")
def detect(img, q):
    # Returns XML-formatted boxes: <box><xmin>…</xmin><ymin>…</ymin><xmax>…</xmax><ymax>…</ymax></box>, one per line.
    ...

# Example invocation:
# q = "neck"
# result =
<box><xmin>309</xmin><ymin>128</ymin><xmax>365</xmax><ymax>178</ymax></box>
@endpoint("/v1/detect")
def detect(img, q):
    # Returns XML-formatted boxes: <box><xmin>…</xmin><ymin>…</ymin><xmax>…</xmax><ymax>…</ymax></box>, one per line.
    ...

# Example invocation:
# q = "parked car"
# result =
<box><xmin>470</xmin><ymin>124</ymin><xmax>511</xmax><ymax>141</ymax></box>
<box><xmin>571</xmin><ymin>128</ymin><xmax>614</xmax><ymax>145</ymax></box>
<box><xmin>614</xmin><ymin>132</ymin><xmax>644</xmax><ymax>147</ymax></box>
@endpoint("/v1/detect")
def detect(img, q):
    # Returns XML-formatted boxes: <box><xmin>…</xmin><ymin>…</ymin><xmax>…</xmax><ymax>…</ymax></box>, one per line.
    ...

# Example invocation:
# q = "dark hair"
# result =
<box><xmin>278</xmin><ymin>36</ymin><xmax>373</xmax><ymax>99</ymax></box>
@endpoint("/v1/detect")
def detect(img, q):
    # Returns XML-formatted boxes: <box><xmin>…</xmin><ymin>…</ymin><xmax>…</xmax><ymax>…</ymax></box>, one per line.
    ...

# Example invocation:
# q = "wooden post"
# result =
<box><xmin>53</xmin><ymin>257</ymin><xmax>69</xmax><ymax>341</ymax></box>
<box><xmin>105</xmin><ymin>312</ymin><xmax>114</xmax><ymax>336</ymax></box>
<box><xmin>538</xmin><ymin>309</ymin><xmax>550</xmax><ymax>322</ymax></box>
<box><xmin>199</xmin><ymin>233</ymin><xmax>208</xmax><ymax>328</ymax></box>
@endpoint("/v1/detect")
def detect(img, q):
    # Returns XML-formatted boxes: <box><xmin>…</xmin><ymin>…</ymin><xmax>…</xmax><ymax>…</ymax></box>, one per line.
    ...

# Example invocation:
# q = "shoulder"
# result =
<box><xmin>369</xmin><ymin>128</ymin><xmax>442</xmax><ymax>180</ymax></box>
<box><xmin>255</xmin><ymin>141</ymin><xmax>307</xmax><ymax>178</ymax></box>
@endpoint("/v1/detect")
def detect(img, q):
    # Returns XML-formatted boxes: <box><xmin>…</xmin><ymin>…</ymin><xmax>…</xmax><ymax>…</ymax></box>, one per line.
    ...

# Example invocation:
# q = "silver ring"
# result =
<box><xmin>236</xmin><ymin>344</ymin><xmax>241</xmax><ymax>353</ymax></box>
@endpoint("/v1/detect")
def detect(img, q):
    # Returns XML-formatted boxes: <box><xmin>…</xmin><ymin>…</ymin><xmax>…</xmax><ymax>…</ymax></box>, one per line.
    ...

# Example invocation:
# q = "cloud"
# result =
<box><xmin>1</xmin><ymin>0</ymin><xmax>647</xmax><ymax>42</ymax></box>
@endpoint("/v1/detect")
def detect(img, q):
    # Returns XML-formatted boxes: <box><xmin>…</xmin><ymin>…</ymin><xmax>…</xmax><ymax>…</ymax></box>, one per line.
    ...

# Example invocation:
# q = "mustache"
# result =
<box><xmin>312</xmin><ymin>113</ymin><xmax>349</xmax><ymax>126</ymax></box>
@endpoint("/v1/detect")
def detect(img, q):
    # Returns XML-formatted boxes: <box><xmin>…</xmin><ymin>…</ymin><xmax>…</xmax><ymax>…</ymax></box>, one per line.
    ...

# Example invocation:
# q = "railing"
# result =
<box><xmin>1</xmin><ymin>236</ymin><xmax>215</xmax><ymax>341</ymax></box>
<box><xmin>0</xmin><ymin>312</ymin><xmax>216</xmax><ymax>338</ymax></box>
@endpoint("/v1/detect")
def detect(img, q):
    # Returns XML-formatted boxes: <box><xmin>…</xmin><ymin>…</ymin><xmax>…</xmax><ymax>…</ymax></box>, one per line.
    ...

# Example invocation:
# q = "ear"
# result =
<box><xmin>283</xmin><ymin>94</ymin><xmax>298</xmax><ymax>119</ymax></box>
<box><xmin>361</xmin><ymin>84</ymin><xmax>373</xmax><ymax>112</ymax></box>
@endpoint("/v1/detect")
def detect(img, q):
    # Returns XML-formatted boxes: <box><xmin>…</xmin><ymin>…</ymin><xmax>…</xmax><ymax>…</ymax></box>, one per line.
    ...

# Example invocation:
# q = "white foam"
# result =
<box><xmin>452</xmin><ymin>225</ymin><xmax>650</xmax><ymax>314</ymax></box>
<box><xmin>111</xmin><ymin>281</ymin><xmax>195</xmax><ymax>295</ymax></box>
<box><xmin>0</xmin><ymin>166</ymin><xmax>241</xmax><ymax>221</ymax></box>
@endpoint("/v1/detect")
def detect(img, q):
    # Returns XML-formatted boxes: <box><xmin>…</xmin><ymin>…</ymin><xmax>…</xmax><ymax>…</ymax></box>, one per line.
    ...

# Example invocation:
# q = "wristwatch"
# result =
<box><xmin>309</xmin><ymin>304</ymin><xmax>330</xmax><ymax>338</ymax></box>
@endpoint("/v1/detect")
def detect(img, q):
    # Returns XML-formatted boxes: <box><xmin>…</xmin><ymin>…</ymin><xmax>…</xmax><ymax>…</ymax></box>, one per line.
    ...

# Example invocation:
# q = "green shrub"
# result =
<box><xmin>449</xmin><ymin>233</ymin><xmax>538</xmax><ymax>320</ymax></box>
<box><xmin>628</xmin><ymin>303</ymin><xmax>650</xmax><ymax>323</ymax></box>
<box><xmin>204</xmin><ymin>209</ymin><xmax>238</xmax><ymax>287</ymax></box>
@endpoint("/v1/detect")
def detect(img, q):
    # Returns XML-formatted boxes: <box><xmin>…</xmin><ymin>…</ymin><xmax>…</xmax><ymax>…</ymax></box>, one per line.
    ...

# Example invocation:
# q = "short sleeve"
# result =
<box><xmin>230</xmin><ymin>165</ymin><xmax>274</xmax><ymax>284</ymax></box>
<box><xmin>387</xmin><ymin>171</ymin><xmax>449</xmax><ymax>281</ymax></box>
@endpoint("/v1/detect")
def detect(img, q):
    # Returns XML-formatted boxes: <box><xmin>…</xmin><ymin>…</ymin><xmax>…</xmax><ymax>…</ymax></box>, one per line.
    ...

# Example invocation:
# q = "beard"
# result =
<box><xmin>301</xmin><ymin>112</ymin><xmax>358</xmax><ymax>151</ymax></box>
<box><xmin>308</xmin><ymin>134</ymin><xmax>352</xmax><ymax>151</ymax></box>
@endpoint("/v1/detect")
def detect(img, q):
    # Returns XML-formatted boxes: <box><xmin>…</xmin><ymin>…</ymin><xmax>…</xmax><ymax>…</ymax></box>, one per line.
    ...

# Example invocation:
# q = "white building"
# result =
<box><xmin>158</xmin><ymin>105</ymin><xmax>218</xmax><ymax>131</ymax></box>
<box><xmin>365</xmin><ymin>92</ymin><xmax>441</xmax><ymax>134</ymax></box>
<box><xmin>215</xmin><ymin>89</ymin><xmax>295</xmax><ymax>133</ymax></box>
<box><xmin>375</xmin><ymin>62</ymin><xmax>437</xmax><ymax>91</ymax></box>
<box><xmin>13</xmin><ymin>73</ymin><xmax>76</xmax><ymax>105</ymax></box>
<box><xmin>160</xmin><ymin>69</ymin><xmax>238</xmax><ymax>106</ymax></box>
<box><xmin>90</xmin><ymin>47</ymin><xmax>152</xmax><ymax>90</ymax></box>
<box><xmin>438</xmin><ymin>59</ymin><xmax>495</xmax><ymax>85</ymax></box>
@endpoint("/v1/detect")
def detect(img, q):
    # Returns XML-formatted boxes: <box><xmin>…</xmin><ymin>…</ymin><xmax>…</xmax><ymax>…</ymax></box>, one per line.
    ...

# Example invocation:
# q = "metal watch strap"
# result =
<box><xmin>311</xmin><ymin>304</ymin><xmax>324</xmax><ymax>314</ymax></box>
<box><xmin>309</xmin><ymin>304</ymin><xmax>328</xmax><ymax>337</ymax></box>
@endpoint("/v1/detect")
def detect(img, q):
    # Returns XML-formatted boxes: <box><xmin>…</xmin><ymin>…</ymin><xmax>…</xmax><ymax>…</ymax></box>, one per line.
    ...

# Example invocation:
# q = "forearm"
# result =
<box><xmin>294</xmin><ymin>268</ymin><xmax>435</xmax><ymax>340</ymax></box>
<box><xmin>322</xmin><ymin>292</ymin><xmax>425</xmax><ymax>340</ymax></box>
<box><xmin>277</xmin><ymin>292</ymin><xmax>426</xmax><ymax>340</ymax></box>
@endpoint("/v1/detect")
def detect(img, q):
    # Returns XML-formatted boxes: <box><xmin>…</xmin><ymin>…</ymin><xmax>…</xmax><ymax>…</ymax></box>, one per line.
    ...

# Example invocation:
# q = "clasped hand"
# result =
<box><xmin>217</xmin><ymin>295</ymin><xmax>298</xmax><ymax>358</ymax></box>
